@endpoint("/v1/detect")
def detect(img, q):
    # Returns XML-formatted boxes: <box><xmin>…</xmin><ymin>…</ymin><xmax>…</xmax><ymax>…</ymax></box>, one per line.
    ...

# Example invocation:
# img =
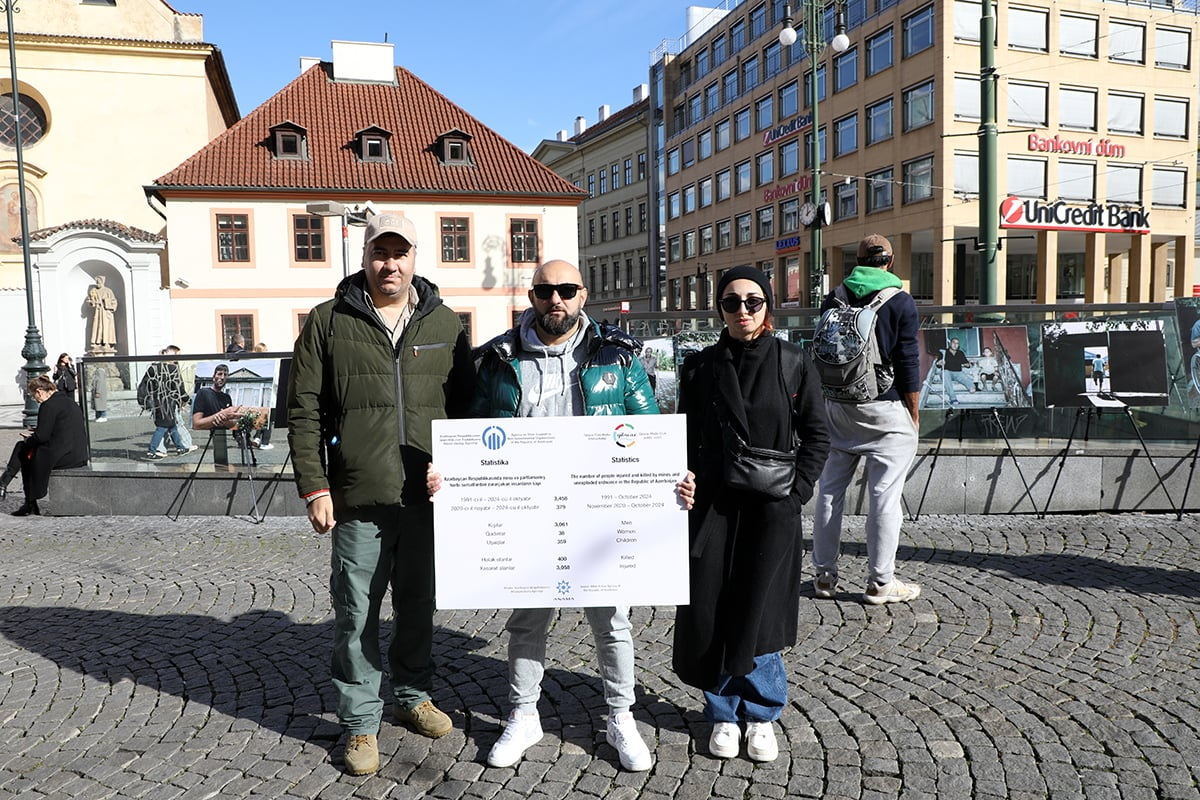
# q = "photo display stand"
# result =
<box><xmin>167</xmin><ymin>429</ymin><xmax>292</xmax><ymax>523</ymax></box>
<box><xmin>910</xmin><ymin>407</ymin><xmax>1037</xmax><ymax>520</ymax></box>
<box><xmin>1040</xmin><ymin>406</ymin><xmax>1176</xmax><ymax>518</ymax></box>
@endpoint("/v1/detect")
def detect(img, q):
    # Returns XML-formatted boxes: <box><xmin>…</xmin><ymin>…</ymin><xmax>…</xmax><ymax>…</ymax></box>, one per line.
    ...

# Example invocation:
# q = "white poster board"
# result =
<box><xmin>432</xmin><ymin>415</ymin><xmax>690</xmax><ymax>609</ymax></box>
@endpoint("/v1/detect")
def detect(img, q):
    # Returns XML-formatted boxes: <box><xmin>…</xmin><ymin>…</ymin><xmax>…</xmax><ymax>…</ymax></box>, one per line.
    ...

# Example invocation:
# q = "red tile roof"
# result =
<box><xmin>27</xmin><ymin>219</ymin><xmax>162</xmax><ymax>244</ymax></box>
<box><xmin>154</xmin><ymin>63</ymin><xmax>586</xmax><ymax>201</ymax></box>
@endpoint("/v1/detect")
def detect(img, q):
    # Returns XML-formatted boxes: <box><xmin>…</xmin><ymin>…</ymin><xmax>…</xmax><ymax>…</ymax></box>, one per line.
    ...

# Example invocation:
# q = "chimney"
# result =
<box><xmin>598</xmin><ymin>104</ymin><xmax>611</xmax><ymax>122</ymax></box>
<box><xmin>299</xmin><ymin>56</ymin><xmax>320</xmax><ymax>73</ymax></box>
<box><xmin>574</xmin><ymin>116</ymin><xmax>587</xmax><ymax>136</ymax></box>
<box><xmin>331</xmin><ymin>40</ymin><xmax>396</xmax><ymax>83</ymax></box>
<box><xmin>633</xmin><ymin>83</ymin><xmax>649</xmax><ymax>103</ymax></box>
<box><xmin>557</xmin><ymin>130</ymin><xmax>570</xmax><ymax>141</ymax></box>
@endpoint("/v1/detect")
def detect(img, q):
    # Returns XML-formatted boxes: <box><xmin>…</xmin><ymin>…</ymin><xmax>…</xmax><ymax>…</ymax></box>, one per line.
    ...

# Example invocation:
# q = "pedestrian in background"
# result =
<box><xmin>0</xmin><ymin>375</ymin><xmax>88</xmax><ymax>515</ymax></box>
<box><xmin>673</xmin><ymin>265</ymin><xmax>829</xmax><ymax>763</ymax></box>
<box><xmin>52</xmin><ymin>353</ymin><xmax>78</xmax><ymax>402</ymax></box>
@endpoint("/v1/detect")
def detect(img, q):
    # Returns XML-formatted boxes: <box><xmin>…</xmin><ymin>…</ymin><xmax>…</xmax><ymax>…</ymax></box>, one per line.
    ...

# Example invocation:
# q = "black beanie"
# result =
<box><xmin>715</xmin><ymin>266</ymin><xmax>773</xmax><ymax>309</ymax></box>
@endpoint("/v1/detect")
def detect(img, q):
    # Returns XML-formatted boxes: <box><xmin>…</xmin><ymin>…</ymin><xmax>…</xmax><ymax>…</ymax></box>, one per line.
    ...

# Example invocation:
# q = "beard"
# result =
<box><xmin>538</xmin><ymin>307</ymin><xmax>582</xmax><ymax>337</ymax></box>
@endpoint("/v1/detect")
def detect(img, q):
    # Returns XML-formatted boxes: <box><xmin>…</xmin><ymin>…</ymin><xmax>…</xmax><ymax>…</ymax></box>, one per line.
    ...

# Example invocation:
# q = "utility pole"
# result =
<box><xmin>978</xmin><ymin>6</ymin><xmax>999</xmax><ymax>305</ymax></box>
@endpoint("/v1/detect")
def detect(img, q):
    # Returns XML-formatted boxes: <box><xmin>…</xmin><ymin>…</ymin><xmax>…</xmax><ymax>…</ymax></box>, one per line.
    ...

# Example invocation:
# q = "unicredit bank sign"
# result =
<box><xmin>999</xmin><ymin>195</ymin><xmax>1149</xmax><ymax>234</ymax></box>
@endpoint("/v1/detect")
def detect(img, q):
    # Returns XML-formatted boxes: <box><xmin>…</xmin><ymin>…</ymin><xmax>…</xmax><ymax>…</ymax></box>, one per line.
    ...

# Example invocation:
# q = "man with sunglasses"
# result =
<box><xmin>811</xmin><ymin>234</ymin><xmax>923</xmax><ymax>606</ymax></box>
<box><xmin>468</xmin><ymin>259</ymin><xmax>662</xmax><ymax>772</ymax></box>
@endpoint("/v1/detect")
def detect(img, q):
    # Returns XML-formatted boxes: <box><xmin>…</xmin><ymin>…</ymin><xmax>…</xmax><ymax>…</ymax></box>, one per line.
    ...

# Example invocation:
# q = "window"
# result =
<box><xmin>456</xmin><ymin>312</ymin><xmax>473</xmax><ymax>346</ymax></box>
<box><xmin>0</xmin><ymin>92</ymin><xmax>47</xmax><ymax>147</ymax></box>
<box><xmin>639</xmin><ymin>203</ymin><xmax>647</xmax><ymax>232</ymax></box>
<box><xmin>700</xmin><ymin>225</ymin><xmax>714</xmax><ymax>255</ymax></box>
<box><xmin>716</xmin><ymin>168</ymin><xmax>732</xmax><ymax>201</ymax></box>
<box><xmin>588</xmin><ymin>219</ymin><xmax>596</xmax><ymax>244</ymax></box>
<box><xmin>510</xmin><ymin>219</ymin><xmax>538</xmax><ymax>263</ymax></box>
<box><xmin>638</xmin><ymin>153</ymin><xmax>647</xmax><ymax>180</ymax></box>
<box><xmin>1107</xmin><ymin>164</ymin><xmax>1141</xmax><ymax>204</ymax></box>
<box><xmin>743</xmin><ymin>56</ymin><xmax>759</xmax><ymax>90</ymax></box>
<box><xmin>954</xmin><ymin>75</ymin><xmax>980</xmax><ymax>120</ymax></box>
<box><xmin>723</xmin><ymin>70</ymin><xmax>740</xmax><ymax>105</ymax></box>
<box><xmin>780</xmin><ymin>140</ymin><xmax>799</xmax><ymax>177</ymax></box>
<box><xmin>611</xmin><ymin>164</ymin><xmax>620</xmax><ymax>191</ymax></box>
<box><xmin>600</xmin><ymin>216</ymin><xmax>608</xmax><ymax>242</ymax></box>
<box><xmin>275</xmin><ymin>130</ymin><xmax>304</xmax><ymax>159</ymax></box>
<box><xmin>757</xmin><ymin>206</ymin><xmax>774</xmax><ymax>240</ymax></box>
<box><xmin>682</xmin><ymin>138</ymin><xmax>695</xmax><ymax>167</ymax></box>
<box><xmin>1007</xmin><ymin>156</ymin><xmax>1046</xmax><ymax>198</ymax></box>
<box><xmin>780</xmin><ymin>198</ymin><xmax>800</xmax><ymax>234</ymax></box>
<box><xmin>954</xmin><ymin>151</ymin><xmax>979</xmax><ymax>194</ymax></box>
<box><xmin>903</xmin><ymin>80</ymin><xmax>934</xmax><ymax>131</ymax></box>
<box><xmin>804</xmin><ymin>65</ymin><xmax>827</xmax><ymax>106</ymax></box>
<box><xmin>866</xmin><ymin>98</ymin><xmax>893</xmax><ymax>144</ymax></box>
<box><xmin>358</xmin><ymin>128</ymin><xmax>391</xmax><ymax>162</ymax></box>
<box><xmin>698</xmin><ymin>129</ymin><xmax>713</xmax><ymax>160</ymax></box>
<box><xmin>756</xmin><ymin>96</ymin><xmax>774</xmax><ymax>131</ymax></box>
<box><xmin>1154</xmin><ymin>96</ymin><xmax>1188</xmax><ymax>139</ymax></box>
<box><xmin>757</xmin><ymin>150</ymin><xmax>775</xmax><ymax>185</ymax></box>
<box><xmin>764</xmin><ymin>42</ymin><xmax>782</xmax><ymax>79</ymax></box>
<box><xmin>624</xmin><ymin>158</ymin><xmax>633</xmax><ymax>185</ymax></box>
<box><xmin>669</xmin><ymin>235</ymin><xmax>681</xmax><ymax>263</ymax></box>
<box><xmin>1059</xmin><ymin>86</ymin><xmax>1097</xmax><ymax>131</ymax></box>
<box><xmin>734</xmin><ymin>108</ymin><xmax>751</xmax><ymax>141</ymax></box>
<box><xmin>705</xmin><ymin>82</ymin><xmax>720</xmax><ymax>115</ymax></box>
<box><xmin>696</xmin><ymin>49</ymin><xmax>710</xmax><ymax>78</ymax></box>
<box><xmin>293</xmin><ymin>215</ymin><xmax>325</xmax><ymax>262</ymax></box>
<box><xmin>833</xmin><ymin>49</ymin><xmax>857</xmax><ymax>93</ymax></box>
<box><xmin>689</xmin><ymin>94</ymin><xmax>703</xmax><ymax>125</ymax></box>
<box><xmin>1059</xmin><ymin>160</ymin><xmax>1095</xmax><ymax>201</ymax></box>
<box><xmin>1152</xmin><ymin>167</ymin><xmax>1186</xmax><ymax>207</ymax></box>
<box><xmin>1157</xmin><ymin>27</ymin><xmax>1190</xmax><ymax>69</ymax></box>
<box><xmin>668</xmin><ymin>192</ymin><xmax>681</xmax><ymax>219</ymax></box>
<box><xmin>779</xmin><ymin>81</ymin><xmax>799</xmax><ymax>120</ymax></box>
<box><xmin>867</xmin><ymin>168</ymin><xmax>894</xmax><ymax>211</ymax></box>
<box><xmin>803</xmin><ymin>128</ymin><xmax>827</xmax><ymax>168</ymax></box>
<box><xmin>588</xmin><ymin>173</ymin><xmax>596</xmax><ymax>195</ymax></box>
<box><xmin>1061</xmin><ymin>14</ymin><xmax>1098</xmax><ymax>58</ymax></box>
<box><xmin>667</xmin><ymin>148</ymin><xmax>680</xmax><ymax>175</ymax></box>
<box><xmin>717</xmin><ymin>219</ymin><xmax>732</xmax><ymax>250</ymax></box>
<box><xmin>220</xmin><ymin>315</ymin><xmax>254</xmax><ymax>351</ymax></box>
<box><xmin>866</xmin><ymin>28</ymin><xmax>894</xmax><ymax>75</ymax></box>
<box><xmin>611</xmin><ymin>211</ymin><xmax>620</xmax><ymax>239</ymax></box>
<box><xmin>735</xmin><ymin>160</ymin><xmax>752</xmax><ymax>194</ymax></box>
<box><xmin>713</xmin><ymin>35</ymin><xmax>727</xmax><ymax>65</ymax></box>
<box><xmin>699</xmin><ymin>177</ymin><xmax>714</xmax><ymax>208</ymax></box>
<box><xmin>684</xmin><ymin>184</ymin><xmax>697</xmax><ymax>214</ymax></box>
<box><xmin>750</xmin><ymin>3</ymin><xmax>767</xmax><ymax>38</ymax></box>
<box><xmin>731</xmin><ymin>19</ymin><xmax>746</xmax><ymax>51</ymax></box>
<box><xmin>835</xmin><ymin>180</ymin><xmax>858</xmax><ymax>221</ymax></box>
<box><xmin>833</xmin><ymin>114</ymin><xmax>857</xmax><ymax>157</ymax></box>
<box><xmin>599</xmin><ymin>170</ymin><xmax>607</xmax><ymax>194</ymax></box>
<box><xmin>625</xmin><ymin>206</ymin><xmax>633</xmax><ymax>236</ymax></box>
<box><xmin>903</xmin><ymin>6</ymin><xmax>934</xmax><ymax>57</ymax></box>
<box><xmin>441</xmin><ymin>135</ymin><xmax>470</xmax><ymax>164</ymax></box>
<box><xmin>1109</xmin><ymin>20</ymin><xmax>1145</xmax><ymax>64</ymax></box>
<box><xmin>902</xmin><ymin>155</ymin><xmax>934</xmax><ymax>203</ymax></box>
<box><xmin>736</xmin><ymin>212</ymin><xmax>753</xmax><ymax>245</ymax></box>
<box><xmin>684</xmin><ymin>230</ymin><xmax>697</xmax><ymax>259</ymax></box>
<box><xmin>216</xmin><ymin>214</ymin><xmax>250</xmax><ymax>262</ymax></box>
<box><xmin>1009</xmin><ymin>7</ymin><xmax>1047</xmax><ymax>51</ymax></box>
<box><xmin>714</xmin><ymin>120</ymin><xmax>731</xmax><ymax>152</ymax></box>
<box><xmin>1108</xmin><ymin>93</ymin><xmax>1143</xmax><ymax>135</ymax></box>
<box><xmin>1008</xmin><ymin>82</ymin><xmax>1047</xmax><ymax>126</ymax></box>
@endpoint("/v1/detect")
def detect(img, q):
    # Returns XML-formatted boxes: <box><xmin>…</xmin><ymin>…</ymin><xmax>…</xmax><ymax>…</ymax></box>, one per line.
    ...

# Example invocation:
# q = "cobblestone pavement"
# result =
<box><xmin>0</xmin><ymin>511</ymin><xmax>1197</xmax><ymax>800</ymax></box>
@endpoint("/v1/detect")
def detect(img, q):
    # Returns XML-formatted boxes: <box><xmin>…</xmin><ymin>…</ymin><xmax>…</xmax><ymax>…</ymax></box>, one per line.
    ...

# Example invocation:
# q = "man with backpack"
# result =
<box><xmin>809</xmin><ymin>234</ymin><xmax>922</xmax><ymax>605</ymax></box>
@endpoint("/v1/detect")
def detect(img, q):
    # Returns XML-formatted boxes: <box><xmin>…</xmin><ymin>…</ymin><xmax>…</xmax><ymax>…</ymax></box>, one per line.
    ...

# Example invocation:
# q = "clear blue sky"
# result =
<box><xmin>171</xmin><ymin>2</ymin><xmax>700</xmax><ymax>153</ymax></box>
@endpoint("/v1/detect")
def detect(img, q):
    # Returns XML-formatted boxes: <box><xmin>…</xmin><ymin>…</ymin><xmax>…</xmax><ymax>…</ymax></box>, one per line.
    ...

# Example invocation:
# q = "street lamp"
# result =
<box><xmin>2</xmin><ymin>0</ymin><xmax>47</xmax><ymax>426</ymax></box>
<box><xmin>305</xmin><ymin>201</ymin><xmax>369</xmax><ymax>279</ymax></box>
<box><xmin>780</xmin><ymin>2</ymin><xmax>849</xmax><ymax>306</ymax></box>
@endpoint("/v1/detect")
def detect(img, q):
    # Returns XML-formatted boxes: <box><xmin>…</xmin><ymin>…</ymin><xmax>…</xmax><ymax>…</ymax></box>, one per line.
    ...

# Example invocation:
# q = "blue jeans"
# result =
<box><xmin>703</xmin><ymin>652</ymin><xmax>787</xmax><ymax>723</ymax></box>
<box><xmin>148</xmin><ymin>425</ymin><xmax>184</xmax><ymax>452</ymax></box>
<box><xmin>943</xmin><ymin>370</ymin><xmax>975</xmax><ymax>403</ymax></box>
<box><xmin>330</xmin><ymin>504</ymin><xmax>435</xmax><ymax>734</ymax></box>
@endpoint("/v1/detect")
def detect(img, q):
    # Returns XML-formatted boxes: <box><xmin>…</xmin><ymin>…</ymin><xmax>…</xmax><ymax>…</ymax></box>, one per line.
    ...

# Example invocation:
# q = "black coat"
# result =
<box><xmin>673</xmin><ymin>334</ymin><xmax>830</xmax><ymax>689</ymax></box>
<box><xmin>22</xmin><ymin>390</ymin><xmax>88</xmax><ymax>499</ymax></box>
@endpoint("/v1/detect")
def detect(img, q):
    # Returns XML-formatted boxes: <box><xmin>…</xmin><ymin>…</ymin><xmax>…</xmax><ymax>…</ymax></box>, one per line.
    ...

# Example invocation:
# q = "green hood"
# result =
<box><xmin>844</xmin><ymin>266</ymin><xmax>903</xmax><ymax>299</ymax></box>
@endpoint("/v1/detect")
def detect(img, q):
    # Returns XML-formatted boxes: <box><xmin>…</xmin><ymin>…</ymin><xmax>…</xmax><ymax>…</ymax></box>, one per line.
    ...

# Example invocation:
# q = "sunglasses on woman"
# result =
<box><xmin>719</xmin><ymin>295</ymin><xmax>767</xmax><ymax>314</ymax></box>
<box><xmin>532</xmin><ymin>283</ymin><xmax>584</xmax><ymax>300</ymax></box>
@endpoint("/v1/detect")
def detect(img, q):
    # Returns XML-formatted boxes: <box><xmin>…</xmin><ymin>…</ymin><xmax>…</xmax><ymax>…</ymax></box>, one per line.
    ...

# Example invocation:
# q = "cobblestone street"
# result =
<box><xmin>0</xmin><ymin>511</ymin><xmax>1197</xmax><ymax>799</ymax></box>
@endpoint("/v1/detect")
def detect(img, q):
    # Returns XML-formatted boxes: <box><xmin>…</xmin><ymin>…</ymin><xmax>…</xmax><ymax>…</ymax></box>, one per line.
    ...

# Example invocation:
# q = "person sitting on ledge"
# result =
<box><xmin>0</xmin><ymin>375</ymin><xmax>88</xmax><ymax>516</ymax></box>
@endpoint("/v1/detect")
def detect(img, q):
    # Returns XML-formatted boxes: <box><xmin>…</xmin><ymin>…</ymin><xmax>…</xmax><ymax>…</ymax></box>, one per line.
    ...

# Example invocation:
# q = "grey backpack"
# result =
<box><xmin>812</xmin><ymin>285</ymin><xmax>900</xmax><ymax>402</ymax></box>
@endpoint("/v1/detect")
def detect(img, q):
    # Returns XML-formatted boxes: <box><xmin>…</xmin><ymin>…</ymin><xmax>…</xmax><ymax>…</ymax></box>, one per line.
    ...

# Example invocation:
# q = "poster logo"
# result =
<box><xmin>613</xmin><ymin>423</ymin><xmax>636</xmax><ymax>448</ymax></box>
<box><xmin>481</xmin><ymin>425</ymin><xmax>507</xmax><ymax>450</ymax></box>
<box><xmin>556</xmin><ymin>580</ymin><xmax>571</xmax><ymax>594</ymax></box>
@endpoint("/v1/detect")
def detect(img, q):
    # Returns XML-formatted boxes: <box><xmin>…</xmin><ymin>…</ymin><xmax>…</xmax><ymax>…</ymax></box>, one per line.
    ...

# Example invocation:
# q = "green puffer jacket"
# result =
<box><xmin>287</xmin><ymin>272</ymin><xmax>475</xmax><ymax>509</ymax></box>
<box><xmin>471</xmin><ymin>313</ymin><xmax>659</xmax><ymax>417</ymax></box>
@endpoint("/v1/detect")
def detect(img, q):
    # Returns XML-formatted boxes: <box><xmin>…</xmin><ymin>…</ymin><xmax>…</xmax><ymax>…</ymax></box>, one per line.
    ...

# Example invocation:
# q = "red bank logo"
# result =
<box><xmin>1000</xmin><ymin>196</ymin><xmax>1024</xmax><ymax>226</ymax></box>
<box><xmin>998</xmin><ymin>195</ymin><xmax>1149</xmax><ymax>234</ymax></box>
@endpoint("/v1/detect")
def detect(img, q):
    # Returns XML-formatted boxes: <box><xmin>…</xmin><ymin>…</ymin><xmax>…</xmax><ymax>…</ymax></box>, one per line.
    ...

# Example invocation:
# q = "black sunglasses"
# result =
<box><xmin>532</xmin><ymin>283</ymin><xmax>584</xmax><ymax>300</ymax></box>
<box><xmin>719</xmin><ymin>295</ymin><xmax>767</xmax><ymax>314</ymax></box>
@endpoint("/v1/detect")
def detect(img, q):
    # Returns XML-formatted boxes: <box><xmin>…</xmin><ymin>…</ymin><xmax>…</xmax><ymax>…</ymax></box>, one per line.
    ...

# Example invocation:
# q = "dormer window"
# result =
<box><xmin>270</xmin><ymin>121</ymin><xmax>308</xmax><ymax>160</ymax></box>
<box><xmin>355</xmin><ymin>125</ymin><xmax>392</xmax><ymax>163</ymax></box>
<box><xmin>437</xmin><ymin>128</ymin><xmax>474</xmax><ymax>166</ymax></box>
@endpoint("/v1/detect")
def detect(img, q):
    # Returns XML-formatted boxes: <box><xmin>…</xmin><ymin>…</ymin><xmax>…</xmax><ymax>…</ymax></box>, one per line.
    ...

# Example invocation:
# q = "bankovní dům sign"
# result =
<box><xmin>999</xmin><ymin>195</ymin><xmax>1149</xmax><ymax>234</ymax></box>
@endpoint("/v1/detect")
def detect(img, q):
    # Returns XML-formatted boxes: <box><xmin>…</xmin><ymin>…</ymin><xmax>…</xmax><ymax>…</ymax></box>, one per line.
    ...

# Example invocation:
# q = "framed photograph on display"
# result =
<box><xmin>918</xmin><ymin>326</ymin><xmax>1033</xmax><ymax>410</ymax></box>
<box><xmin>1173</xmin><ymin>298</ymin><xmax>1200</xmax><ymax>407</ymax></box>
<box><xmin>1040</xmin><ymin>319</ymin><xmax>1169</xmax><ymax>408</ymax></box>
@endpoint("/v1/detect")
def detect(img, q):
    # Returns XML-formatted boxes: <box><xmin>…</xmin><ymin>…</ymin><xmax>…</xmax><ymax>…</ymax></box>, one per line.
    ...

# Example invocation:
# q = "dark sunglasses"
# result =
<box><xmin>719</xmin><ymin>295</ymin><xmax>767</xmax><ymax>314</ymax></box>
<box><xmin>532</xmin><ymin>283</ymin><xmax>583</xmax><ymax>300</ymax></box>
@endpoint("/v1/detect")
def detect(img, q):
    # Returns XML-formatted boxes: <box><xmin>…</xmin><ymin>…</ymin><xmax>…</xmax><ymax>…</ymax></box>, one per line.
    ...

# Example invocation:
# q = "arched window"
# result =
<box><xmin>0</xmin><ymin>93</ymin><xmax>47</xmax><ymax>147</ymax></box>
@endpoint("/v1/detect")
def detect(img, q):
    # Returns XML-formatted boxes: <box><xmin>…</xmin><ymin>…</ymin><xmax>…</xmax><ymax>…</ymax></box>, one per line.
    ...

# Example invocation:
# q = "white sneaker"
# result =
<box><xmin>745</xmin><ymin>721</ymin><xmax>778</xmax><ymax>762</ymax></box>
<box><xmin>257</xmin><ymin>443</ymin><xmax>275</xmax><ymax>450</ymax></box>
<box><xmin>487</xmin><ymin>709</ymin><xmax>543</xmax><ymax>768</ymax></box>
<box><xmin>864</xmin><ymin>578</ymin><xmax>922</xmax><ymax>605</ymax></box>
<box><xmin>605</xmin><ymin>711</ymin><xmax>652</xmax><ymax>771</ymax></box>
<box><xmin>708</xmin><ymin>721</ymin><xmax>741</xmax><ymax>758</ymax></box>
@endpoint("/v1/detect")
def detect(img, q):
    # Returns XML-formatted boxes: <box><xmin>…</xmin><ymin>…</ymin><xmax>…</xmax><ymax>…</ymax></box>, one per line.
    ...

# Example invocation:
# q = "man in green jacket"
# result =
<box><xmin>287</xmin><ymin>214</ymin><xmax>474</xmax><ymax>776</ymax></box>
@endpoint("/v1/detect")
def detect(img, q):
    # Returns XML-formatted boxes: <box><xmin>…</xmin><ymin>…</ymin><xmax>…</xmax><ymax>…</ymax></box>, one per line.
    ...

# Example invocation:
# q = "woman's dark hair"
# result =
<box><xmin>57</xmin><ymin>352</ymin><xmax>70</xmax><ymax>364</ymax></box>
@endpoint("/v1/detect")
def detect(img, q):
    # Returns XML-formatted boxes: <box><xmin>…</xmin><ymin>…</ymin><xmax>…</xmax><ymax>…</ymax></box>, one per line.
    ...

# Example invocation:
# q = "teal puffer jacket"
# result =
<box><xmin>287</xmin><ymin>272</ymin><xmax>475</xmax><ymax>509</ymax></box>
<box><xmin>471</xmin><ymin>316</ymin><xmax>658</xmax><ymax>417</ymax></box>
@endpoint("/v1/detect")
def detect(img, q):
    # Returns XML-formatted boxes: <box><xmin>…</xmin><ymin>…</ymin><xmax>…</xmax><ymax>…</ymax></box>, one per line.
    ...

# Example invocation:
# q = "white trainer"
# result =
<box><xmin>745</xmin><ymin>721</ymin><xmax>779</xmax><ymax>762</ymax></box>
<box><xmin>487</xmin><ymin>709</ymin><xmax>543</xmax><ymax>768</ymax></box>
<box><xmin>605</xmin><ymin>711</ymin><xmax>652</xmax><ymax>771</ymax></box>
<box><xmin>864</xmin><ymin>578</ymin><xmax>922</xmax><ymax>605</ymax></box>
<box><xmin>708</xmin><ymin>721</ymin><xmax>741</xmax><ymax>758</ymax></box>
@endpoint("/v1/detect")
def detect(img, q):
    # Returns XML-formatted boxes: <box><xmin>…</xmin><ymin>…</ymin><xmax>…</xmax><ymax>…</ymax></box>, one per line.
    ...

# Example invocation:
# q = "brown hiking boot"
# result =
<box><xmin>343</xmin><ymin>733</ymin><xmax>379</xmax><ymax>775</ymax></box>
<box><xmin>393</xmin><ymin>700</ymin><xmax>452</xmax><ymax>738</ymax></box>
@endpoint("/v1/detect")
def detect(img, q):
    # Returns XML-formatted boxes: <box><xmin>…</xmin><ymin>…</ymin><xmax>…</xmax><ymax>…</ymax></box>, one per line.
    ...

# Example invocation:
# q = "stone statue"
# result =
<box><xmin>87</xmin><ymin>275</ymin><xmax>118</xmax><ymax>352</ymax></box>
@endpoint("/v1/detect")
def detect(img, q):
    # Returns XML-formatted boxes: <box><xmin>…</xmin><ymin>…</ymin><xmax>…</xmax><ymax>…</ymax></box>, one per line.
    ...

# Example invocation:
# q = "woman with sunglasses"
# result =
<box><xmin>673</xmin><ymin>266</ymin><xmax>829</xmax><ymax>762</ymax></box>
